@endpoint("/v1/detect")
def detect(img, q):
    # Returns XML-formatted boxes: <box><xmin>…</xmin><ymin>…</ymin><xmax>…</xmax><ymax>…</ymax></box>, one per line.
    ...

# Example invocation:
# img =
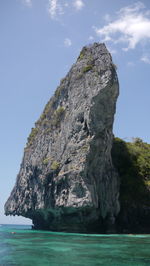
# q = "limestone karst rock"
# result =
<box><xmin>5</xmin><ymin>43</ymin><xmax>120</xmax><ymax>233</ymax></box>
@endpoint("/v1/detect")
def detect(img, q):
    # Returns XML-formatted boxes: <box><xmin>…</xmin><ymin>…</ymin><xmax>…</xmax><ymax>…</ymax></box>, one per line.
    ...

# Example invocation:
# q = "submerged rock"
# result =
<box><xmin>5</xmin><ymin>43</ymin><xmax>120</xmax><ymax>233</ymax></box>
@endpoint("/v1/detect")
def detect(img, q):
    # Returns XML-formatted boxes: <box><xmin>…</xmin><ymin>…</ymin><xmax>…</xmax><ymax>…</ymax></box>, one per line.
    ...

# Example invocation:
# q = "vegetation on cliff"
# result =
<box><xmin>112</xmin><ymin>137</ymin><xmax>150</xmax><ymax>208</ymax></box>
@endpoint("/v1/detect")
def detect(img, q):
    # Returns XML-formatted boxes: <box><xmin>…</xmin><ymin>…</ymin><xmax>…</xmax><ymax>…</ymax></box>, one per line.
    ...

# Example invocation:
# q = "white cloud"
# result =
<box><xmin>23</xmin><ymin>0</ymin><xmax>32</xmax><ymax>7</ymax></box>
<box><xmin>141</xmin><ymin>55</ymin><xmax>150</xmax><ymax>64</ymax></box>
<box><xmin>118</xmin><ymin>1</ymin><xmax>145</xmax><ymax>16</ymax></box>
<box><xmin>48</xmin><ymin>0</ymin><xmax>63</xmax><ymax>19</ymax></box>
<box><xmin>107</xmin><ymin>46</ymin><xmax>117</xmax><ymax>55</ymax></box>
<box><xmin>89</xmin><ymin>36</ymin><xmax>94</xmax><ymax>41</ymax></box>
<box><xmin>47</xmin><ymin>0</ymin><xmax>84</xmax><ymax>19</ymax></box>
<box><xmin>64</xmin><ymin>38</ymin><xmax>72</xmax><ymax>47</ymax></box>
<box><xmin>73</xmin><ymin>0</ymin><xmax>84</xmax><ymax>10</ymax></box>
<box><xmin>127</xmin><ymin>61</ymin><xmax>135</xmax><ymax>67</ymax></box>
<box><xmin>95</xmin><ymin>2</ymin><xmax>150</xmax><ymax>51</ymax></box>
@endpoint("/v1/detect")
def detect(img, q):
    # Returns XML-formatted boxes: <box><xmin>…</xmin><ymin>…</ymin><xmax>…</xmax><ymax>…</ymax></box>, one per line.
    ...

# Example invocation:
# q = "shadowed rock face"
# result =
<box><xmin>5</xmin><ymin>43</ymin><xmax>120</xmax><ymax>233</ymax></box>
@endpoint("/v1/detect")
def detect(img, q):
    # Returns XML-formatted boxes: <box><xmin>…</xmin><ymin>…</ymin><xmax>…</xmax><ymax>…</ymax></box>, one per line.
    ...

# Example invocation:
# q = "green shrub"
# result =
<box><xmin>36</xmin><ymin>100</ymin><xmax>53</xmax><ymax>127</ymax></box>
<box><xmin>44</xmin><ymin>128</ymin><xmax>51</xmax><ymax>134</ymax></box>
<box><xmin>44</xmin><ymin>101</ymin><xmax>53</xmax><ymax>115</ymax></box>
<box><xmin>82</xmin><ymin>64</ymin><xmax>93</xmax><ymax>73</ymax></box>
<box><xmin>27</xmin><ymin>127</ymin><xmax>38</xmax><ymax>146</ymax></box>
<box><xmin>81</xmin><ymin>144</ymin><xmax>89</xmax><ymax>152</ymax></box>
<box><xmin>43</xmin><ymin>158</ymin><xmax>50</xmax><ymax>165</ymax></box>
<box><xmin>55</xmin><ymin>106</ymin><xmax>65</xmax><ymax>116</ymax></box>
<box><xmin>51</xmin><ymin>161</ymin><xmax>60</xmax><ymax>170</ymax></box>
<box><xmin>52</xmin><ymin>106</ymin><xmax>65</xmax><ymax>127</ymax></box>
<box><xmin>144</xmin><ymin>180</ymin><xmax>150</xmax><ymax>187</ymax></box>
<box><xmin>40</xmin><ymin>113</ymin><xmax>46</xmax><ymax>121</ymax></box>
<box><xmin>112</xmin><ymin>137</ymin><xmax>150</xmax><ymax>206</ymax></box>
<box><xmin>55</xmin><ymin>86</ymin><xmax>61</xmax><ymax>98</ymax></box>
<box><xmin>78</xmin><ymin>51</ymin><xmax>84</xmax><ymax>60</ymax></box>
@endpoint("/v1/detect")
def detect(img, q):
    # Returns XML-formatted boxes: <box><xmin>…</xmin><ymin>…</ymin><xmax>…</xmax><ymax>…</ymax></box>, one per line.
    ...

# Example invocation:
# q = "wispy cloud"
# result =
<box><xmin>88</xmin><ymin>36</ymin><xmax>94</xmax><ymax>41</ymax></box>
<box><xmin>73</xmin><ymin>0</ymin><xmax>84</xmax><ymax>11</ymax></box>
<box><xmin>48</xmin><ymin>0</ymin><xmax>84</xmax><ymax>19</ymax></box>
<box><xmin>141</xmin><ymin>55</ymin><xmax>150</xmax><ymax>64</ymax></box>
<box><xmin>95</xmin><ymin>2</ymin><xmax>150</xmax><ymax>51</ymax></box>
<box><xmin>64</xmin><ymin>38</ymin><xmax>72</xmax><ymax>47</ymax></box>
<box><xmin>23</xmin><ymin>0</ymin><xmax>32</xmax><ymax>7</ymax></box>
<box><xmin>107</xmin><ymin>46</ymin><xmax>117</xmax><ymax>55</ymax></box>
<box><xmin>48</xmin><ymin>0</ymin><xmax>64</xmax><ymax>19</ymax></box>
<box><xmin>127</xmin><ymin>61</ymin><xmax>135</xmax><ymax>67</ymax></box>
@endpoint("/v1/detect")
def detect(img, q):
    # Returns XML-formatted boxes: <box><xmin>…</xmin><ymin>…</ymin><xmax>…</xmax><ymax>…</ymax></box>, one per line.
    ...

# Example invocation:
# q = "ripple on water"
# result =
<box><xmin>0</xmin><ymin>225</ymin><xmax>150</xmax><ymax>265</ymax></box>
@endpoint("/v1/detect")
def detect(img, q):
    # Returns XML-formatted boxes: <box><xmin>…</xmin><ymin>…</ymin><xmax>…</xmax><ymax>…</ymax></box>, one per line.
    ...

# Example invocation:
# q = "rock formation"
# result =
<box><xmin>5</xmin><ymin>43</ymin><xmax>120</xmax><ymax>233</ymax></box>
<box><xmin>112</xmin><ymin>137</ymin><xmax>150</xmax><ymax>234</ymax></box>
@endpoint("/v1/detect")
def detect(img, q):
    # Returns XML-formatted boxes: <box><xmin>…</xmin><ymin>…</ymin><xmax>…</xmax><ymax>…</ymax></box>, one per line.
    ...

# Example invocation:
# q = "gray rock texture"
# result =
<box><xmin>5</xmin><ymin>43</ymin><xmax>120</xmax><ymax>233</ymax></box>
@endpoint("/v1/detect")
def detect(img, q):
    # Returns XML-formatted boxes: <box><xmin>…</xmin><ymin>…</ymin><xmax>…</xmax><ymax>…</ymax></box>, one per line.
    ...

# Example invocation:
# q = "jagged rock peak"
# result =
<box><xmin>5</xmin><ymin>43</ymin><xmax>120</xmax><ymax>233</ymax></box>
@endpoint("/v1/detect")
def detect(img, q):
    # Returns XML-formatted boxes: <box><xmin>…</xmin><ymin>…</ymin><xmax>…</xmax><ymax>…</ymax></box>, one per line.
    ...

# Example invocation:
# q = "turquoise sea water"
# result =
<box><xmin>0</xmin><ymin>224</ymin><xmax>150</xmax><ymax>265</ymax></box>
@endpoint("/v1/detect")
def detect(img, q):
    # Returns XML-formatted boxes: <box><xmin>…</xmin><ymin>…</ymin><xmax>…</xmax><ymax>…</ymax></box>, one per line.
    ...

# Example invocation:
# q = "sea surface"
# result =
<box><xmin>0</xmin><ymin>224</ymin><xmax>150</xmax><ymax>266</ymax></box>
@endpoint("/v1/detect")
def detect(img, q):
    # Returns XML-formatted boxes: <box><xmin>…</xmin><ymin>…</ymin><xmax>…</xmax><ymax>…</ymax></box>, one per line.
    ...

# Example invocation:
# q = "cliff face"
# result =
<box><xmin>5</xmin><ymin>43</ymin><xmax>120</xmax><ymax>233</ymax></box>
<box><xmin>112</xmin><ymin>137</ymin><xmax>150</xmax><ymax>234</ymax></box>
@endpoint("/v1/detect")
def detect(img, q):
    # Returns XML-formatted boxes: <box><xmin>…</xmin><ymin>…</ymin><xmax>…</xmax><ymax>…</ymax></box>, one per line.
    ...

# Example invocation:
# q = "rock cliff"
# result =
<box><xmin>5</xmin><ymin>43</ymin><xmax>120</xmax><ymax>233</ymax></box>
<box><xmin>112</xmin><ymin>137</ymin><xmax>150</xmax><ymax>234</ymax></box>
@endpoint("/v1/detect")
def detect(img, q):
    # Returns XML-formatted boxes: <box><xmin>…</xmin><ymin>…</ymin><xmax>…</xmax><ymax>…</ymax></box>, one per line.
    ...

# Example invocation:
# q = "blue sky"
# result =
<box><xmin>0</xmin><ymin>0</ymin><xmax>150</xmax><ymax>224</ymax></box>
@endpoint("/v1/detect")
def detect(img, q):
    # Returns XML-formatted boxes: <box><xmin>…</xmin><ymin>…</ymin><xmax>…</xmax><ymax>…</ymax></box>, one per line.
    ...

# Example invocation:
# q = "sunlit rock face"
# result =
<box><xmin>5</xmin><ymin>43</ymin><xmax>120</xmax><ymax>233</ymax></box>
